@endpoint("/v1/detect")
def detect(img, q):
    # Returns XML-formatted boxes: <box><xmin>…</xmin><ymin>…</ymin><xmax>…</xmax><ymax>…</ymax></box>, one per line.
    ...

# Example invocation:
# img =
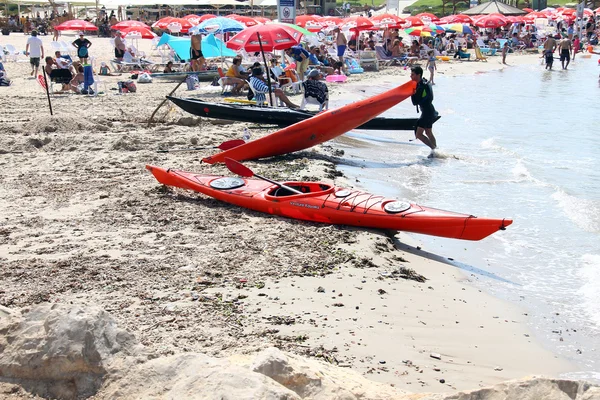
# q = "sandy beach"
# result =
<box><xmin>0</xmin><ymin>32</ymin><xmax>574</xmax><ymax>394</ymax></box>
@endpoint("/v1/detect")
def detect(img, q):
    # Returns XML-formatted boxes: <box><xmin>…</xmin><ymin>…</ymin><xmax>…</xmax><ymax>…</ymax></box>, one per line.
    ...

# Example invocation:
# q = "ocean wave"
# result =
<box><xmin>551</xmin><ymin>190</ymin><xmax>600</xmax><ymax>233</ymax></box>
<box><xmin>577</xmin><ymin>254</ymin><xmax>600</xmax><ymax>332</ymax></box>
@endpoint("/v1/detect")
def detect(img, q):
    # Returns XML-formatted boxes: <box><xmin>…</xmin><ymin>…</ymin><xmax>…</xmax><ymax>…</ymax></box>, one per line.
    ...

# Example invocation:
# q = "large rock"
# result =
<box><xmin>99</xmin><ymin>352</ymin><xmax>301</xmax><ymax>400</ymax></box>
<box><xmin>420</xmin><ymin>377</ymin><xmax>600</xmax><ymax>400</ymax></box>
<box><xmin>248</xmin><ymin>347</ymin><xmax>407</xmax><ymax>399</ymax></box>
<box><xmin>0</xmin><ymin>302</ymin><xmax>143</xmax><ymax>399</ymax></box>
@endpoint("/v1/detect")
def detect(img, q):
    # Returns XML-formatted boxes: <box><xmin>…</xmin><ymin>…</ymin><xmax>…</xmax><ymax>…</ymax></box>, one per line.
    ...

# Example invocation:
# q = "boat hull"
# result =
<box><xmin>146</xmin><ymin>165</ymin><xmax>512</xmax><ymax>241</ymax></box>
<box><xmin>150</xmin><ymin>71</ymin><xmax>219</xmax><ymax>81</ymax></box>
<box><xmin>203</xmin><ymin>80</ymin><xmax>418</xmax><ymax>164</ymax></box>
<box><xmin>167</xmin><ymin>96</ymin><xmax>440</xmax><ymax>130</ymax></box>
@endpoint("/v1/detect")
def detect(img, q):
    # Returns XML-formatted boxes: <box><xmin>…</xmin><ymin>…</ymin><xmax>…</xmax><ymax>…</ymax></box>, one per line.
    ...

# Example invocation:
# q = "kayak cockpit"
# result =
<box><xmin>266</xmin><ymin>182</ymin><xmax>334</xmax><ymax>198</ymax></box>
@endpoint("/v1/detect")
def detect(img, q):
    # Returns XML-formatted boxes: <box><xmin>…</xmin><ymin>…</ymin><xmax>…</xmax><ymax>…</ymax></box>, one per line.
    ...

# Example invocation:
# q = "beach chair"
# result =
<box><xmin>474</xmin><ymin>47</ymin><xmax>488</xmax><ymax>62</ymax></box>
<box><xmin>374</xmin><ymin>46</ymin><xmax>410</xmax><ymax>67</ymax></box>
<box><xmin>476</xmin><ymin>39</ymin><xmax>495</xmax><ymax>55</ymax></box>
<box><xmin>50</xmin><ymin>41</ymin><xmax>62</xmax><ymax>54</ymax></box>
<box><xmin>358</xmin><ymin>50</ymin><xmax>379</xmax><ymax>71</ymax></box>
<box><xmin>300</xmin><ymin>94</ymin><xmax>328</xmax><ymax>111</ymax></box>
<box><xmin>3</xmin><ymin>44</ymin><xmax>20</xmax><ymax>62</ymax></box>
<box><xmin>59</xmin><ymin>41</ymin><xmax>75</xmax><ymax>56</ymax></box>
<box><xmin>0</xmin><ymin>45</ymin><xmax>6</xmax><ymax>62</ymax></box>
<box><xmin>217</xmin><ymin>67</ymin><xmax>234</xmax><ymax>95</ymax></box>
<box><xmin>248</xmin><ymin>79</ymin><xmax>283</xmax><ymax>107</ymax></box>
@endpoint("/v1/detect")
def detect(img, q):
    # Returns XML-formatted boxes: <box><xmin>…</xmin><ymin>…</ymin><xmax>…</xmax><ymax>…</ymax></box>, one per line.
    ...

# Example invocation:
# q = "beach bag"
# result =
<box><xmin>118</xmin><ymin>80</ymin><xmax>137</xmax><ymax>93</ymax></box>
<box><xmin>138</xmin><ymin>73</ymin><xmax>152</xmax><ymax>83</ymax></box>
<box><xmin>186</xmin><ymin>74</ymin><xmax>199</xmax><ymax>90</ymax></box>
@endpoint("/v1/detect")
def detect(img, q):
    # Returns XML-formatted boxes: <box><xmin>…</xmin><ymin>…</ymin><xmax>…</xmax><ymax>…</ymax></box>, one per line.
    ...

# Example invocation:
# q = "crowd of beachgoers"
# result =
<box><xmin>2</xmin><ymin>5</ymin><xmax>599</xmax><ymax>92</ymax></box>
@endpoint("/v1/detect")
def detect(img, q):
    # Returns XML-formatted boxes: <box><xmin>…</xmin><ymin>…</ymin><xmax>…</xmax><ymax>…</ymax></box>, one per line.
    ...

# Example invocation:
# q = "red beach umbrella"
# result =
<box><xmin>295</xmin><ymin>15</ymin><xmax>323</xmax><ymax>31</ymax></box>
<box><xmin>152</xmin><ymin>17</ymin><xmax>174</xmax><ymax>29</ymax></box>
<box><xmin>183</xmin><ymin>14</ymin><xmax>202</xmax><ymax>26</ymax></box>
<box><xmin>415</xmin><ymin>12</ymin><xmax>440</xmax><ymax>22</ymax></box>
<box><xmin>506</xmin><ymin>16</ymin><xmax>525</xmax><ymax>23</ymax></box>
<box><xmin>474</xmin><ymin>15</ymin><xmax>509</xmax><ymax>28</ymax></box>
<box><xmin>197</xmin><ymin>14</ymin><xmax>217</xmax><ymax>23</ymax></box>
<box><xmin>319</xmin><ymin>16</ymin><xmax>343</xmax><ymax>27</ymax></box>
<box><xmin>111</xmin><ymin>20</ymin><xmax>149</xmax><ymax>30</ymax></box>
<box><xmin>154</xmin><ymin>17</ymin><xmax>193</xmax><ymax>33</ymax></box>
<box><xmin>340</xmin><ymin>15</ymin><xmax>374</xmax><ymax>31</ymax></box>
<box><xmin>254</xmin><ymin>17</ymin><xmax>271</xmax><ymax>24</ymax></box>
<box><xmin>403</xmin><ymin>16</ymin><xmax>425</xmax><ymax>27</ymax></box>
<box><xmin>226</xmin><ymin>23</ymin><xmax>302</xmax><ymax>52</ymax></box>
<box><xmin>55</xmin><ymin>19</ymin><xmax>98</xmax><ymax>31</ymax></box>
<box><xmin>227</xmin><ymin>14</ymin><xmax>260</xmax><ymax>27</ymax></box>
<box><xmin>523</xmin><ymin>7</ymin><xmax>534</xmax><ymax>12</ymax></box>
<box><xmin>449</xmin><ymin>14</ymin><xmax>473</xmax><ymax>24</ymax></box>
<box><xmin>120</xmin><ymin>26</ymin><xmax>157</xmax><ymax>39</ymax></box>
<box><xmin>370</xmin><ymin>13</ymin><xmax>405</xmax><ymax>28</ymax></box>
<box><xmin>524</xmin><ymin>11</ymin><xmax>549</xmax><ymax>22</ymax></box>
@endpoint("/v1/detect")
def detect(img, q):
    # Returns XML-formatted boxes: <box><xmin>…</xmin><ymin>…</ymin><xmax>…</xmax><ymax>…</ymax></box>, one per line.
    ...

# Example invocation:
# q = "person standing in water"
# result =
<box><xmin>410</xmin><ymin>66</ymin><xmax>437</xmax><ymax>151</ymax></box>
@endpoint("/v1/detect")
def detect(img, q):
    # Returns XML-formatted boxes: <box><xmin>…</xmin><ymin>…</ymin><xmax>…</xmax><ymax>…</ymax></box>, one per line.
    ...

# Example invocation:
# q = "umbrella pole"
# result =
<box><xmin>257</xmin><ymin>32</ymin><xmax>273</xmax><ymax>107</ymax></box>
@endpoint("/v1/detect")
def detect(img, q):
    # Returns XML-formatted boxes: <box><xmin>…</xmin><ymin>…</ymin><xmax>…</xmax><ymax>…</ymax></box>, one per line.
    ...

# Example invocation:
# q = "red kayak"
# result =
<box><xmin>146</xmin><ymin>165</ymin><xmax>512</xmax><ymax>241</ymax></box>
<box><xmin>202</xmin><ymin>80</ymin><xmax>417</xmax><ymax>164</ymax></box>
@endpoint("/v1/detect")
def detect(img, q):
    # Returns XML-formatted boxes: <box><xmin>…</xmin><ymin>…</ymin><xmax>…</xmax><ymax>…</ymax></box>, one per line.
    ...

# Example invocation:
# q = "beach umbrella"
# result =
<box><xmin>55</xmin><ymin>19</ymin><xmax>98</xmax><ymax>31</ymax></box>
<box><xmin>427</xmin><ymin>22</ymin><xmax>446</xmax><ymax>33</ymax></box>
<box><xmin>197</xmin><ymin>14</ymin><xmax>217</xmax><ymax>23</ymax></box>
<box><xmin>254</xmin><ymin>17</ymin><xmax>271</xmax><ymax>24</ymax></box>
<box><xmin>157</xmin><ymin>33</ymin><xmax>237</xmax><ymax>61</ymax></box>
<box><xmin>120</xmin><ymin>26</ymin><xmax>156</xmax><ymax>40</ymax></box>
<box><xmin>506</xmin><ymin>16</ymin><xmax>525</xmax><ymax>23</ymax></box>
<box><xmin>319</xmin><ymin>16</ymin><xmax>343</xmax><ymax>28</ymax></box>
<box><xmin>370</xmin><ymin>13</ymin><xmax>405</xmax><ymax>29</ymax></box>
<box><xmin>443</xmin><ymin>23</ymin><xmax>474</xmax><ymax>34</ymax></box>
<box><xmin>340</xmin><ymin>16</ymin><xmax>374</xmax><ymax>31</ymax></box>
<box><xmin>227</xmin><ymin>24</ymin><xmax>303</xmax><ymax>106</ymax></box>
<box><xmin>190</xmin><ymin>16</ymin><xmax>245</xmax><ymax>34</ymax></box>
<box><xmin>415</xmin><ymin>12</ymin><xmax>440</xmax><ymax>22</ymax></box>
<box><xmin>448</xmin><ymin>14</ymin><xmax>473</xmax><ymax>24</ymax></box>
<box><xmin>405</xmin><ymin>27</ymin><xmax>432</xmax><ymax>36</ymax></box>
<box><xmin>227</xmin><ymin>14</ymin><xmax>260</xmax><ymax>27</ymax></box>
<box><xmin>111</xmin><ymin>20</ymin><xmax>150</xmax><ymax>30</ymax></box>
<box><xmin>474</xmin><ymin>15</ymin><xmax>509</xmax><ymax>28</ymax></box>
<box><xmin>403</xmin><ymin>16</ymin><xmax>425</xmax><ymax>27</ymax></box>
<box><xmin>524</xmin><ymin>11</ymin><xmax>549</xmax><ymax>22</ymax></box>
<box><xmin>183</xmin><ymin>14</ymin><xmax>202</xmax><ymax>26</ymax></box>
<box><xmin>295</xmin><ymin>15</ymin><xmax>323</xmax><ymax>32</ymax></box>
<box><xmin>152</xmin><ymin>17</ymin><xmax>175</xmax><ymax>29</ymax></box>
<box><xmin>523</xmin><ymin>7</ymin><xmax>533</xmax><ymax>12</ymax></box>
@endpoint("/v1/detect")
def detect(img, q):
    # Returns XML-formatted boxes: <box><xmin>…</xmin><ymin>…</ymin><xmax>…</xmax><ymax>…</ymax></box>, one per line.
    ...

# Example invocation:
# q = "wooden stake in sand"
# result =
<box><xmin>147</xmin><ymin>75</ymin><xmax>188</xmax><ymax>126</ymax></box>
<box><xmin>41</xmin><ymin>69</ymin><xmax>53</xmax><ymax>116</ymax></box>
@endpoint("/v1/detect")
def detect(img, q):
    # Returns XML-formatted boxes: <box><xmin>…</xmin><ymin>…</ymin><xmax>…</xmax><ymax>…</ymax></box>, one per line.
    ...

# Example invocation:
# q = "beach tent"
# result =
<box><xmin>157</xmin><ymin>32</ymin><xmax>237</xmax><ymax>60</ymax></box>
<box><xmin>461</xmin><ymin>0</ymin><xmax>526</xmax><ymax>16</ymax></box>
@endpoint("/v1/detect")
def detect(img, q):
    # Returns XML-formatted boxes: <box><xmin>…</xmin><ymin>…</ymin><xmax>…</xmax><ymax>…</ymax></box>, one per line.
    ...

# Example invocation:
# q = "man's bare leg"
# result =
<box><xmin>415</xmin><ymin>127</ymin><xmax>435</xmax><ymax>150</ymax></box>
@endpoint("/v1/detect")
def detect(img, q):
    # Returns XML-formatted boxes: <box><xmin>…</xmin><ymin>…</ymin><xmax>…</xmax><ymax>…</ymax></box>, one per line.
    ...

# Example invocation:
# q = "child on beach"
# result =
<box><xmin>502</xmin><ymin>42</ymin><xmax>509</xmax><ymax>65</ymax></box>
<box><xmin>425</xmin><ymin>50</ymin><xmax>436</xmax><ymax>85</ymax></box>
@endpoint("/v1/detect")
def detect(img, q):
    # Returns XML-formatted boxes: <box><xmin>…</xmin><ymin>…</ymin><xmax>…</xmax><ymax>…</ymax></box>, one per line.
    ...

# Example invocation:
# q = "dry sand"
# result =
<box><xmin>0</xmin><ymin>32</ymin><xmax>572</xmax><ymax>394</ymax></box>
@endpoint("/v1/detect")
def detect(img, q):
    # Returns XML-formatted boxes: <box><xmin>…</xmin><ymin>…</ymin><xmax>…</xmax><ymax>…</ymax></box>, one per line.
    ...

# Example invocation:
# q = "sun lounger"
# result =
<box><xmin>358</xmin><ymin>50</ymin><xmax>379</xmax><ymax>71</ymax></box>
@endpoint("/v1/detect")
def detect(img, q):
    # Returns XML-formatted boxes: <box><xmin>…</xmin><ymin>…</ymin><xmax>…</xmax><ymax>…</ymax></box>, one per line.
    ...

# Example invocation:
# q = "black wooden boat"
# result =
<box><xmin>167</xmin><ymin>96</ymin><xmax>440</xmax><ymax>130</ymax></box>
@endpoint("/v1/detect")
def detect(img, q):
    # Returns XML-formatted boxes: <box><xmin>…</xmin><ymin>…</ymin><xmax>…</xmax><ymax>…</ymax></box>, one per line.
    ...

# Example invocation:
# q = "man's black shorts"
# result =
<box><xmin>560</xmin><ymin>49</ymin><xmax>570</xmax><ymax>62</ymax></box>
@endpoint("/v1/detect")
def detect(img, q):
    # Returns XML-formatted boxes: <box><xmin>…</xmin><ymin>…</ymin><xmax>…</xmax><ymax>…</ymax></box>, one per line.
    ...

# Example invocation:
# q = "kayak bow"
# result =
<box><xmin>146</xmin><ymin>165</ymin><xmax>513</xmax><ymax>241</ymax></box>
<box><xmin>202</xmin><ymin>80</ymin><xmax>417</xmax><ymax>164</ymax></box>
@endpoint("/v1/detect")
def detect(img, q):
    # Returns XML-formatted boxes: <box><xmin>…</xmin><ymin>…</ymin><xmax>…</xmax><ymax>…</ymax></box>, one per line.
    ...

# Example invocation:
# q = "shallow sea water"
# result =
<box><xmin>330</xmin><ymin>56</ymin><xmax>600</xmax><ymax>381</ymax></box>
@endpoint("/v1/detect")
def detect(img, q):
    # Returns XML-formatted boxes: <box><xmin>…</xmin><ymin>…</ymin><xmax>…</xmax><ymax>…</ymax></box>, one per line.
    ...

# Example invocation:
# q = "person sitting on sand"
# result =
<box><xmin>163</xmin><ymin>61</ymin><xmax>174</xmax><ymax>73</ymax></box>
<box><xmin>70</xmin><ymin>65</ymin><xmax>85</xmax><ymax>93</ymax></box>
<box><xmin>99</xmin><ymin>62</ymin><xmax>112</xmax><ymax>76</ymax></box>
<box><xmin>249</xmin><ymin>67</ymin><xmax>298</xmax><ymax>109</ymax></box>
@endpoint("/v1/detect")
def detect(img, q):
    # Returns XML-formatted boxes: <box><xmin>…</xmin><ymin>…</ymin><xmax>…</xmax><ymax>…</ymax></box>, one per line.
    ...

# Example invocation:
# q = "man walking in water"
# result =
<box><xmin>410</xmin><ymin>66</ymin><xmax>437</xmax><ymax>152</ymax></box>
<box><xmin>543</xmin><ymin>35</ymin><xmax>557</xmax><ymax>70</ymax></box>
<box><xmin>190</xmin><ymin>33</ymin><xmax>205</xmax><ymax>72</ymax></box>
<box><xmin>559</xmin><ymin>37</ymin><xmax>572</xmax><ymax>70</ymax></box>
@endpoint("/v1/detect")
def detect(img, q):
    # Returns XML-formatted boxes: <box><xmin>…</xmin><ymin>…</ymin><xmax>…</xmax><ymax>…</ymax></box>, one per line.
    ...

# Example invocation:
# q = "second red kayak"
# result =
<box><xmin>147</xmin><ymin>165</ymin><xmax>512</xmax><ymax>241</ymax></box>
<box><xmin>202</xmin><ymin>80</ymin><xmax>417</xmax><ymax>164</ymax></box>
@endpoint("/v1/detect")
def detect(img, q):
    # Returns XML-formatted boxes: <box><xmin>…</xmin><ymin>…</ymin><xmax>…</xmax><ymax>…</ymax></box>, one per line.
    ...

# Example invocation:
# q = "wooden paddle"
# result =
<box><xmin>224</xmin><ymin>158</ymin><xmax>303</xmax><ymax>195</ymax></box>
<box><xmin>157</xmin><ymin>139</ymin><xmax>245</xmax><ymax>153</ymax></box>
<box><xmin>147</xmin><ymin>74</ymin><xmax>189</xmax><ymax>126</ymax></box>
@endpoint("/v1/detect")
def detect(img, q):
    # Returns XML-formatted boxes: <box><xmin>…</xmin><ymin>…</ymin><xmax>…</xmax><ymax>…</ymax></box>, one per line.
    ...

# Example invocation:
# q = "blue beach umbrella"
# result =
<box><xmin>443</xmin><ymin>23</ymin><xmax>474</xmax><ymax>35</ymax></box>
<box><xmin>189</xmin><ymin>17</ymin><xmax>245</xmax><ymax>35</ymax></box>
<box><xmin>157</xmin><ymin>33</ymin><xmax>236</xmax><ymax>61</ymax></box>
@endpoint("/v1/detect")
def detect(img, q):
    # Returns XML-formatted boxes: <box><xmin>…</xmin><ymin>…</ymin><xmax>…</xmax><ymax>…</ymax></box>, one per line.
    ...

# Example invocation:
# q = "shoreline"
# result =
<box><xmin>0</xmin><ymin>33</ymin><xmax>577</xmax><ymax>394</ymax></box>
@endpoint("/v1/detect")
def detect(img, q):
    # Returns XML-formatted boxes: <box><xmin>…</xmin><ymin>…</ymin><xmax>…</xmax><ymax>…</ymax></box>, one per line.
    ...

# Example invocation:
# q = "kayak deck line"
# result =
<box><xmin>146</xmin><ymin>165</ymin><xmax>513</xmax><ymax>241</ymax></box>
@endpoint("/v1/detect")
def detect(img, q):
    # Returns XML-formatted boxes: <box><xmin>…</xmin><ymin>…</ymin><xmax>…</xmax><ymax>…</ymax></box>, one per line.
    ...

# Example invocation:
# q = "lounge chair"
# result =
<box><xmin>474</xmin><ymin>47</ymin><xmax>488</xmax><ymax>62</ymax></box>
<box><xmin>217</xmin><ymin>67</ymin><xmax>234</xmax><ymax>95</ymax></box>
<box><xmin>358</xmin><ymin>50</ymin><xmax>379</xmax><ymax>71</ymax></box>
<box><xmin>3</xmin><ymin>44</ymin><xmax>20</xmax><ymax>62</ymax></box>
<box><xmin>300</xmin><ymin>94</ymin><xmax>328</xmax><ymax>111</ymax></box>
<box><xmin>476</xmin><ymin>39</ymin><xmax>496</xmax><ymax>56</ymax></box>
<box><xmin>454</xmin><ymin>49</ymin><xmax>471</xmax><ymax>61</ymax></box>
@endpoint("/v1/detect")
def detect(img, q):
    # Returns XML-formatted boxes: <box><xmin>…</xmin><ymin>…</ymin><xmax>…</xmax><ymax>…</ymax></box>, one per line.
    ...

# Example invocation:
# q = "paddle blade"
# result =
<box><xmin>218</xmin><ymin>139</ymin><xmax>246</xmax><ymax>151</ymax></box>
<box><xmin>225</xmin><ymin>157</ymin><xmax>254</xmax><ymax>178</ymax></box>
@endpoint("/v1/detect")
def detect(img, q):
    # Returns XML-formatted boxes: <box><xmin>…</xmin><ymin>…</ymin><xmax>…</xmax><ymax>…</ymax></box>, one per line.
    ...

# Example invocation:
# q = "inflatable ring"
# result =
<box><xmin>326</xmin><ymin>74</ymin><xmax>348</xmax><ymax>83</ymax></box>
<box><xmin>436</xmin><ymin>56</ymin><xmax>450</xmax><ymax>61</ymax></box>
